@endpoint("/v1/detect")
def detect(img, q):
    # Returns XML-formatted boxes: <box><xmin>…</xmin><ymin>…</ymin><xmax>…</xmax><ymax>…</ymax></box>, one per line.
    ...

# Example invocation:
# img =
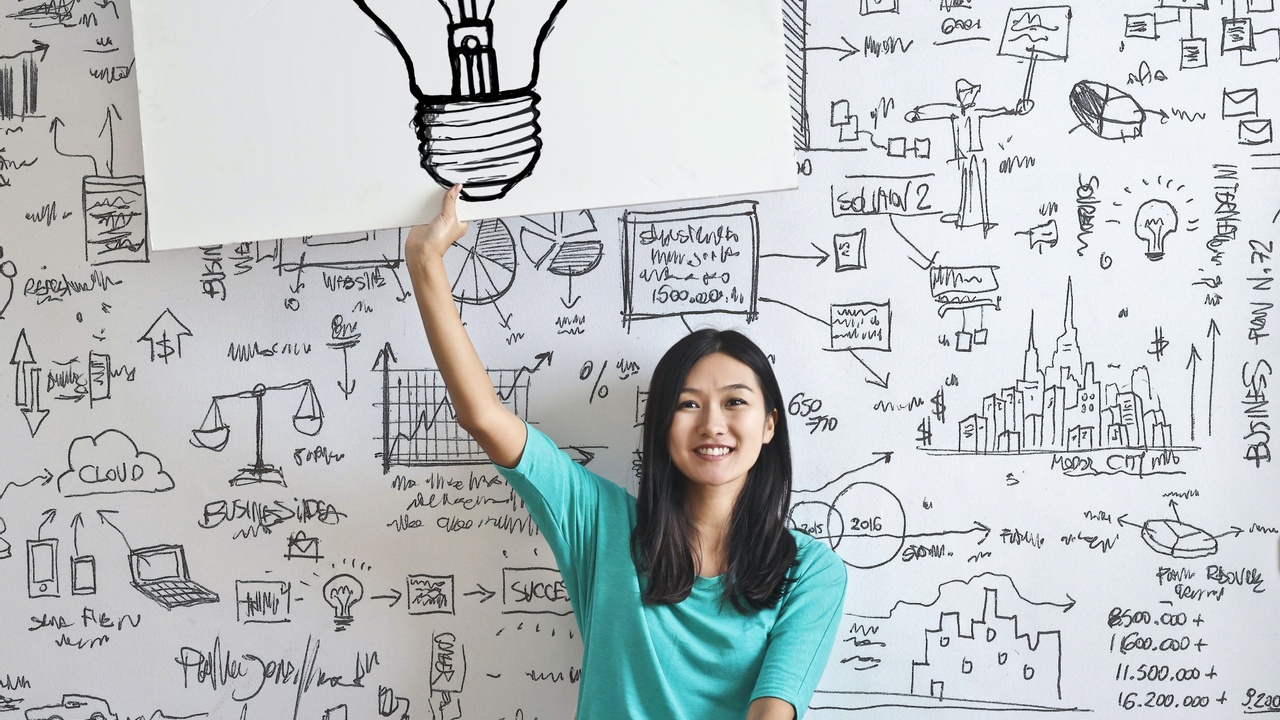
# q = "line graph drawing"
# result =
<box><xmin>375</xmin><ymin>344</ymin><xmax>546</xmax><ymax>470</ymax></box>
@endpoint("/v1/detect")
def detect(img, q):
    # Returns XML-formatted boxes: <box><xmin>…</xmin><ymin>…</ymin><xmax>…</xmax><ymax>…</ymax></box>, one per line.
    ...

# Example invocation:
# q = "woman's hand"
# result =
<box><xmin>406</xmin><ymin>184</ymin><xmax>469</xmax><ymax>262</ymax></box>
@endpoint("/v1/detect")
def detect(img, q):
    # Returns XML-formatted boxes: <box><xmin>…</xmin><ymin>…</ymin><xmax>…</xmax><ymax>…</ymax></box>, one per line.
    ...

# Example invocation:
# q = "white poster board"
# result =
<box><xmin>129</xmin><ymin>0</ymin><xmax>797</xmax><ymax>250</ymax></box>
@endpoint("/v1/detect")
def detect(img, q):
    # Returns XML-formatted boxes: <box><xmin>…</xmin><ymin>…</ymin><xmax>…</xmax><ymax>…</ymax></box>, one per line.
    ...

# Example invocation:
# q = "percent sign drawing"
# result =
<box><xmin>580</xmin><ymin>360</ymin><xmax>609</xmax><ymax>403</ymax></box>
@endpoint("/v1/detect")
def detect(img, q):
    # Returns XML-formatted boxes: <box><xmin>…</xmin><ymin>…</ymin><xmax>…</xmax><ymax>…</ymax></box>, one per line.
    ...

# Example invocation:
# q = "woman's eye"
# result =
<box><xmin>678</xmin><ymin>399</ymin><xmax>698</xmax><ymax>409</ymax></box>
<box><xmin>726</xmin><ymin>397</ymin><xmax>746</xmax><ymax>407</ymax></box>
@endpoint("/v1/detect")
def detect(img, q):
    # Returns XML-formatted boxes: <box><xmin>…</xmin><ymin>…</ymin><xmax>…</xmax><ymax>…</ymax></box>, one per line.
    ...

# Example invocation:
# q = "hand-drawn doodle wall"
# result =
<box><xmin>1</xmin><ymin>1</ymin><xmax>1277</xmax><ymax>719</ymax></box>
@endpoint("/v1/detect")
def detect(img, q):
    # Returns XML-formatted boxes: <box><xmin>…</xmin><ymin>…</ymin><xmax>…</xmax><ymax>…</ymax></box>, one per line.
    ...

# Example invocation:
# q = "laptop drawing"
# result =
<box><xmin>129</xmin><ymin>544</ymin><xmax>219</xmax><ymax>609</ymax></box>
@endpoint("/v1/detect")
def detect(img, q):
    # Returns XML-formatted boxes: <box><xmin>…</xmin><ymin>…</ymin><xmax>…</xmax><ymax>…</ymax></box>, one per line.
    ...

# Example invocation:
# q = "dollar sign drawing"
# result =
<box><xmin>916</xmin><ymin>417</ymin><xmax>933</xmax><ymax>447</ymax></box>
<box><xmin>931</xmin><ymin>388</ymin><xmax>946</xmax><ymax>424</ymax></box>
<box><xmin>1147</xmin><ymin>326</ymin><xmax>1168</xmax><ymax>361</ymax></box>
<box><xmin>156</xmin><ymin>333</ymin><xmax>176</xmax><ymax>363</ymax></box>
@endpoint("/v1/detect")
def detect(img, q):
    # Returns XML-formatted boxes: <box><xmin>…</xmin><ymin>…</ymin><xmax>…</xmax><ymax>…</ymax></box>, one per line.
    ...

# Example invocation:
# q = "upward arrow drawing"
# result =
<box><xmin>139</xmin><ymin>309</ymin><xmax>193</xmax><ymax>363</ymax></box>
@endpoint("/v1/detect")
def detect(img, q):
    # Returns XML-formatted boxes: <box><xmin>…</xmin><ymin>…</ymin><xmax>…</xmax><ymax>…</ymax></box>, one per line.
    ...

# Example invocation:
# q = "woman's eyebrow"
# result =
<box><xmin>680</xmin><ymin>384</ymin><xmax>756</xmax><ymax>393</ymax></box>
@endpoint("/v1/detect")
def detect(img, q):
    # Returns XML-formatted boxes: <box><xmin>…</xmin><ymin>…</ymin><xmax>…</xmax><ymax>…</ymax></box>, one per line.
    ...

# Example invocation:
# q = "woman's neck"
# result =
<box><xmin>686</xmin><ymin>484</ymin><xmax>739</xmax><ymax>577</ymax></box>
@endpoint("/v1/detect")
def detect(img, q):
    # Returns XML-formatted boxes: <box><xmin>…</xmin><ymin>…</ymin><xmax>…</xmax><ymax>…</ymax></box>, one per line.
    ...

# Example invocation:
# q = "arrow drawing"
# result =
<box><xmin>328</xmin><ymin>315</ymin><xmax>362</xmax><ymax>400</ymax></box>
<box><xmin>372</xmin><ymin>588</ymin><xmax>403</xmax><ymax>608</ymax></box>
<box><xmin>97</xmin><ymin>509</ymin><xmax>132</xmax><ymax>550</ymax></box>
<box><xmin>761</xmin><ymin>242</ymin><xmax>831</xmax><ymax>267</ymax></box>
<box><xmin>1186</xmin><ymin>343</ymin><xmax>1200</xmax><ymax>442</ymax></box>
<box><xmin>139</xmin><ymin>309</ymin><xmax>193</xmax><ymax>363</ymax></box>
<box><xmin>1206</xmin><ymin>318</ymin><xmax>1219</xmax><ymax>436</ymax></box>
<box><xmin>11</xmin><ymin>329</ymin><xmax>49</xmax><ymax>436</ymax></box>
<box><xmin>463</xmin><ymin>584</ymin><xmax>496</xmax><ymax>603</ymax></box>
<box><xmin>796</xmin><ymin>452</ymin><xmax>893</xmax><ymax>494</ymax></box>
<box><xmin>37</xmin><ymin>508</ymin><xmax>56</xmax><ymax>539</ymax></box>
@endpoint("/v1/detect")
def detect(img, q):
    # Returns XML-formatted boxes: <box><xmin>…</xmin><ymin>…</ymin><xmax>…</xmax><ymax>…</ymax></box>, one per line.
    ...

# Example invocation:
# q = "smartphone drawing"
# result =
<box><xmin>27</xmin><ymin>539</ymin><xmax>58</xmax><ymax>598</ymax></box>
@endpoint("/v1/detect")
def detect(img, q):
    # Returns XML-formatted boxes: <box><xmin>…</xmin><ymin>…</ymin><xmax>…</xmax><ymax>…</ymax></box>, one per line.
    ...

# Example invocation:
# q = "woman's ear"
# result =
<box><xmin>763</xmin><ymin>408</ymin><xmax>777</xmax><ymax>444</ymax></box>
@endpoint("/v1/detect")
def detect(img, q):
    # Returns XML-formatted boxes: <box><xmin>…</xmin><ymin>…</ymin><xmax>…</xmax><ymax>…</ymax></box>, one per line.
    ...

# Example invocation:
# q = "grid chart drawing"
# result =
<box><xmin>381</xmin><ymin>368</ymin><xmax>529</xmax><ymax>471</ymax></box>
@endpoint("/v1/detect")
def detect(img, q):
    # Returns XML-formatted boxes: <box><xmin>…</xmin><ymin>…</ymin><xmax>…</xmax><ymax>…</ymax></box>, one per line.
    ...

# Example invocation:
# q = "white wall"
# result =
<box><xmin>0</xmin><ymin>0</ymin><xmax>1276</xmax><ymax>718</ymax></box>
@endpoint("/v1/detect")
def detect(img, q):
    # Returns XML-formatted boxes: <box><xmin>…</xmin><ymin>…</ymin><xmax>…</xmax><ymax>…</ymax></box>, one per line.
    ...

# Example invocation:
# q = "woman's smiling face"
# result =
<box><xmin>666</xmin><ymin>352</ymin><xmax>777</xmax><ymax>494</ymax></box>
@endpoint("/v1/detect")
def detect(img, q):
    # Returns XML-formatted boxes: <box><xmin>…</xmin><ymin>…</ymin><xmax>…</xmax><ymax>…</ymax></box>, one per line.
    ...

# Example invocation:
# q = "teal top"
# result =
<box><xmin>495</xmin><ymin>424</ymin><xmax>847</xmax><ymax>720</ymax></box>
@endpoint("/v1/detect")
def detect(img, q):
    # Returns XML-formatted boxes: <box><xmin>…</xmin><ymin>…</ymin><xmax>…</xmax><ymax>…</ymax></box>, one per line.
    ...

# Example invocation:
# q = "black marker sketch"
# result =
<box><xmin>0</xmin><ymin>245</ymin><xmax>15</xmax><ymax>319</ymax></box>
<box><xmin>1123</xmin><ymin>0</ymin><xmax>1211</xmax><ymax>69</ymax></box>
<box><xmin>1068</xmin><ymin>81</ymin><xmax>1148</xmax><ymax>140</ymax></box>
<box><xmin>0</xmin><ymin>41</ymin><xmax>46</xmax><ymax>119</ymax></box>
<box><xmin>376</xmin><ymin>344</ymin><xmax>544</xmax><ymax>470</ymax></box>
<box><xmin>322</xmin><ymin>573</ymin><xmax>363</xmax><ymax>631</ymax></box>
<box><xmin>997</xmin><ymin>7</ymin><xmax>1072</xmax><ymax>108</ymax></box>
<box><xmin>328</xmin><ymin>315</ymin><xmax>362</xmax><ymax>399</ymax></box>
<box><xmin>41</xmin><ymin>350</ymin><xmax>122</xmax><ymax>407</ymax></box>
<box><xmin>0</xmin><ymin>516</ymin><xmax>8</xmax><ymax>560</ymax></box>
<box><xmin>431</xmin><ymin>631</ymin><xmax>466</xmax><ymax>696</ymax></box>
<box><xmin>235</xmin><ymin>580</ymin><xmax>292</xmax><ymax>623</ymax></box>
<box><xmin>71</xmin><ymin>550</ymin><xmax>96</xmax><ymax>591</ymax></box>
<box><xmin>11</xmin><ymin>328</ymin><xmax>49</xmax><ymax>436</ymax></box>
<box><xmin>27</xmin><ymin>537</ymin><xmax>59</xmax><ymax>598</ymax></box>
<box><xmin>285</xmin><ymin>530</ymin><xmax>323</xmax><ymax>561</ymax></box>
<box><xmin>23</xmin><ymin>694</ymin><xmax>120</xmax><ymax>720</ymax></box>
<box><xmin>861</xmin><ymin>0</ymin><xmax>898</xmax><ymax>15</ymax></box>
<box><xmin>1220</xmin><ymin>4</ymin><xmax>1280</xmax><ymax>66</ymax></box>
<box><xmin>813</xmin><ymin>574</ymin><xmax>1078</xmax><ymax>713</ymax></box>
<box><xmin>761</xmin><ymin>242</ymin><xmax>831</xmax><ymax>268</ymax></box>
<box><xmin>408</xmin><ymin>574</ymin><xmax>456</xmax><ymax>615</ymax></box>
<box><xmin>445</xmin><ymin>219</ymin><xmax>519</xmax><ymax>327</ymax></box>
<box><xmin>502</xmin><ymin>567</ymin><xmax>571</xmax><ymax>615</ymax></box>
<box><xmin>911</xmin><ymin>587</ymin><xmax>1064</xmax><ymax>707</ymax></box>
<box><xmin>273</xmin><ymin>228</ymin><xmax>404</xmax><ymax>297</ymax></box>
<box><xmin>1017</xmin><ymin>219</ymin><xmax>1059</xmax><ymax>253</ymax></box>
<box><xmin>52</xmin><ymin>110</ymin><xmax>150</xmax><ymax>266</ymax></box>
<box><xmin>1118</xmin><ymin>500</ymin><xmax>1241</xmax><ymax>559</ymax></box>
<box><xmin>323</xmin><ymin>705</ymin><xmax>349</xmax><ymax>720</ymax></box>
<box><xmin>621</xmin><ymin>202</ymin><xmax>760</xmax><ymax>330</ymax></box>
<box><xmin>130</xmin><ymin>544</ymin><xmax>219</xmax><ymax>609</ymax></box>
<box><xmin>58</xmin><ymin>428</ymin><xmax>175</xmax><ymax>497</ymax></box>
<box><xmin>930</xmin><ymin>266</ymin><xmax>1001</xmax><ymax>352</ymax></box>
<box><xmin>379</xmin><ymin>687</ymin><xmax>412</xmax><ymax>720</ymax></box>
<box><xmin>138</xmin><ymin>309</ymin><xmax>191</xmax><ymax>363</ymax></box>
<box><xmin>932</xmin><ymin>280</ymin><xmax>1194</xmax><ymax>466</ymax></box>
<box><xmin>352</xmin><ymin>0</ymin><xmax>570</xmax><ymax>200</ymax></box>
<box><xmin>1134</xmin><ymin>199</ymin><xmax>1178</xmax><ymax>260</ymax></box>
<box><xmin>520</xmin><ymin>211</ymin><xmax>602</xmax><ymax>308</ymax></box>
<box><xmin>905</xmin><ymin>81</ymin><xmax>1033</xmax><ymax>236</ymax></box>
<box><xmin>757</xmin><ymin>296</ymin><xmax>892</xmax><ymax>388</ymax></box>
<box><xmin>831</xmin><ymin>232</ymin><xmax>865</xmax><ymax>271</ymax></box>
<box><xmin>1223</xmin><ymin>87</ymin><xmax>1260</xmax><ymax>118</ymax></box>
<box><xmin>190</xmin><ymin>380</ymin><xmax>324</xmax><ymax>486</ymax></box>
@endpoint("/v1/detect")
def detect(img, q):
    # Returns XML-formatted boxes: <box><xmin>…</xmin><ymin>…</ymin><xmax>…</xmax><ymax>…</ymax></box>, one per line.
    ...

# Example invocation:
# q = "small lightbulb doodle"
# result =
<box><xmin>323</xmin><ymin>573</ymin><xmax>364</xmax><ymax>631</ymax></box>
<box><xmin>353</xmin><ymin>0</ymin><xmax>570</xmax><ymax>201</ymax></box>
<box><xmin>1134</xmin><ymin>199</ymin><xmax>1177</xmax><ymax>261</ymax></box>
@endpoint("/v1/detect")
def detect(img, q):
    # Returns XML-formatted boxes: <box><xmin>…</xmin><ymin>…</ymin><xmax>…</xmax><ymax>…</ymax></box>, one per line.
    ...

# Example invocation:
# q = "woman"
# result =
<box><xmin>407</xmin><ymin>185</ymin><xmax>846</xmax><ymax>720</ymax></box>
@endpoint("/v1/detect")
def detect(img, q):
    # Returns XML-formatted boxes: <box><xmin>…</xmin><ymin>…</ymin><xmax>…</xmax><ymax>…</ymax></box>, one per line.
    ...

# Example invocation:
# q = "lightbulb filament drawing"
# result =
<box><xmin>191</xmin><ymin>380</ymin><xmax>324</xmax><ymax>486</ymax></box>
<box><xmin>352</xmin><ymin>0</ymin><xmax>570</xmax><ymax>201</ymax></box>
<box><xmin>1134</xmin><ymin>199</ymin><xmax>1178</xmax><ymax>261</ymax></box>
<box><xmin>323</xmin><ymin>573</ymin><xmax>364</xmax><ymax>631</ymax></box>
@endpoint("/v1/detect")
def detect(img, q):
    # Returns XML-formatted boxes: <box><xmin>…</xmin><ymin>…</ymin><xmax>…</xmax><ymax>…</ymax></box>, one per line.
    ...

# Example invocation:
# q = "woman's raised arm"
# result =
<box><xmin>405</xmin><ymin>184</ymin><xmax>528</xmax><ymax>468</ymax></box>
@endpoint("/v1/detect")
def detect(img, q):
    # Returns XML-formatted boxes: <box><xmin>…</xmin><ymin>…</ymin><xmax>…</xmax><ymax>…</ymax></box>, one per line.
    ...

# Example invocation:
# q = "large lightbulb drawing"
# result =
<box><xmin>353</xmin><ymin>0</ymin><xmax>570</xmax><ymax>201</ymax></box>
<box><xmin>1133</xmin><ymin>199</ymin><xmax>1178</xmax><ymax>261</ymax></box>
<box><xmin>323</xmin><ymin>573</ymin><xmax>364</xmax><ymax>631</ymax></box>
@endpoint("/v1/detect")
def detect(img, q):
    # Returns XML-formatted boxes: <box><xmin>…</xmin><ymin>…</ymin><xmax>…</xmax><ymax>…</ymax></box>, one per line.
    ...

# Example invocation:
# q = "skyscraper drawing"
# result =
<box><xmin>955</xmin><ymin>280</ymin><xmax>1173</xmax><ymax>454</ymax></box>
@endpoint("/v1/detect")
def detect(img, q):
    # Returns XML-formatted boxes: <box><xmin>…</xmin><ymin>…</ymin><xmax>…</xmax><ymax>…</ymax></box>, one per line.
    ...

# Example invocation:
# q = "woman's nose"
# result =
<box><xmin>698</xmin><ymin>406</ymin><xmax>727</xmax><ymax>436</ymax></box>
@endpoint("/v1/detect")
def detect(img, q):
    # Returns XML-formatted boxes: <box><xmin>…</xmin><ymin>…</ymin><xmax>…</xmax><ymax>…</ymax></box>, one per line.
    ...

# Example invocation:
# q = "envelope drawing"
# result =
<box><xmin>1240</xmin><ymin>118</ymin><xmax>1274</xmax><ymax>145</ymax></box>
<box><xmin>1223</xmin><ymin>88</ymin><xmax>1260</xmax><ymax>117</ymax></box>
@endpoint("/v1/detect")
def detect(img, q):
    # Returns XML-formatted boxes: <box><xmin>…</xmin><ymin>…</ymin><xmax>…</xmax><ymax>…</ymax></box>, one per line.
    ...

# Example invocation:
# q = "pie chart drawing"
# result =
<box><xmin>1141</xmin><ymin>518</ymin><xmax>1218</xmax><ymax>558</ymax></box>
<box><xmin>445</xmin><ymin>219</ymin><xmax>517</xmax><ymax>305</ymax></box>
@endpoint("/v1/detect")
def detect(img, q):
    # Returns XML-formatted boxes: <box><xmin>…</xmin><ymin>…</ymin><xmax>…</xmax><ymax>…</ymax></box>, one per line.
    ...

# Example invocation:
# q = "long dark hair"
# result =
<box><xmin>631</xmin><ymin>328</ymin><xmax>797</xmax><ymax>612</ymax></box>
